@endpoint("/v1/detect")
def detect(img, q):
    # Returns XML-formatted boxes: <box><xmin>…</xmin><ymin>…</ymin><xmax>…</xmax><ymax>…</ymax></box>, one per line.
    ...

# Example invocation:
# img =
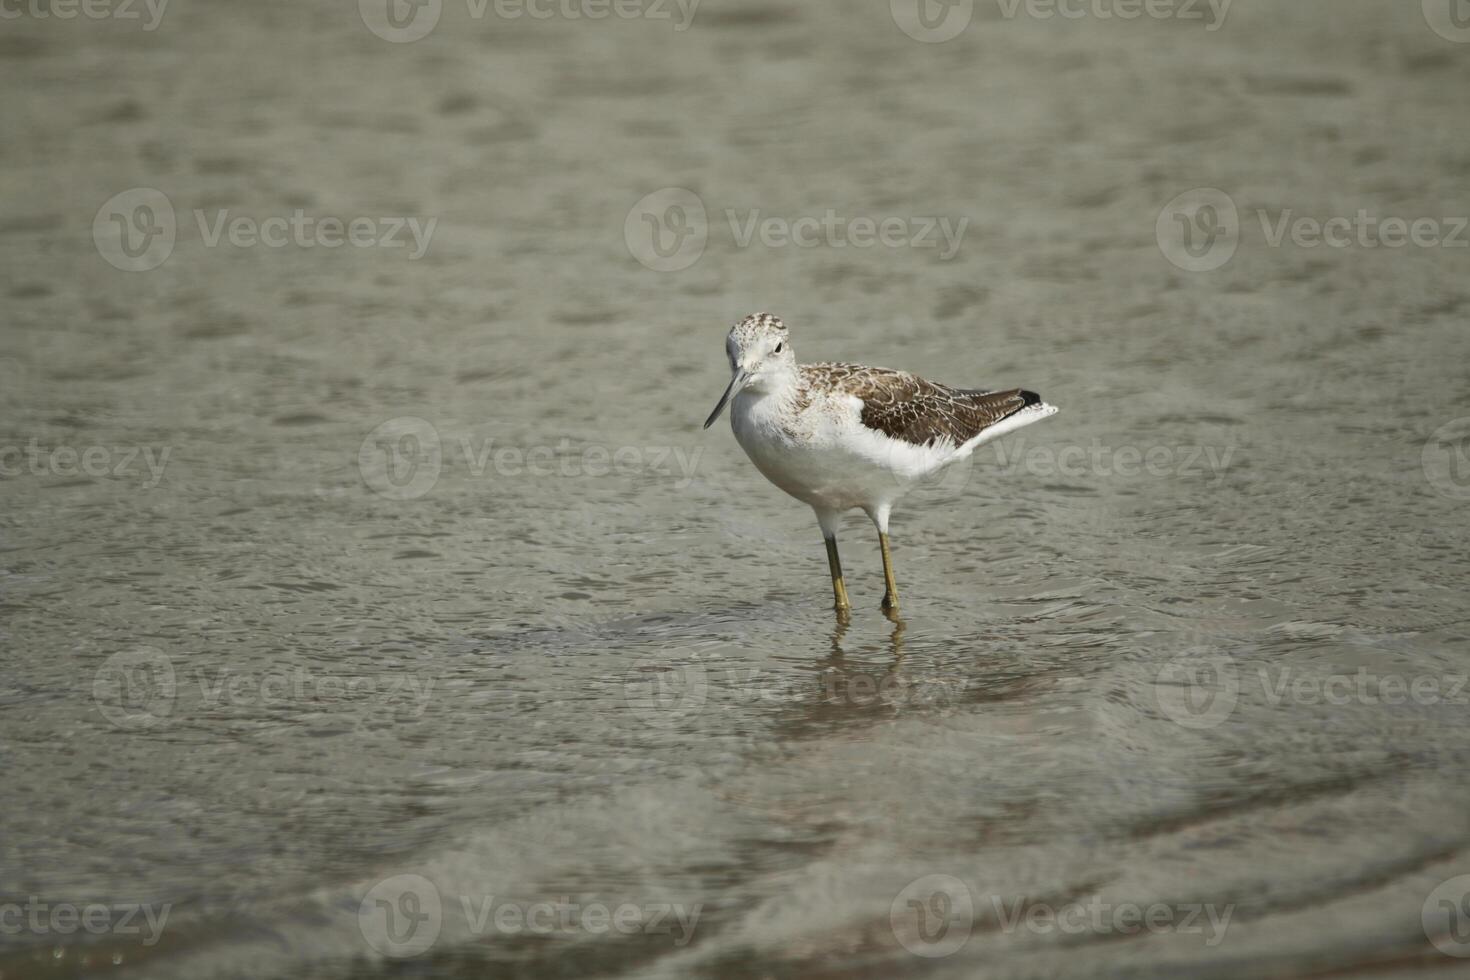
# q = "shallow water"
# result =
<box><xmin>3</xmin><ymin>0</ymin><xmax>1470</xmax><ymax>977</ymax></box>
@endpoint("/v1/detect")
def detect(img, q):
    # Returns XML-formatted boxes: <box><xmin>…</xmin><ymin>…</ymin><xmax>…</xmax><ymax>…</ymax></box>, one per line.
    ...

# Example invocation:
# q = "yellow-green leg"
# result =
<box><xmin>878</xmin><ymin>531</ymin><xmax>900</xmax><ymax>613</ymax></box>
<box><xmin>824</xmin><ymin>536</ymin><xmax>852</xmax><ymax>616</ymax></box>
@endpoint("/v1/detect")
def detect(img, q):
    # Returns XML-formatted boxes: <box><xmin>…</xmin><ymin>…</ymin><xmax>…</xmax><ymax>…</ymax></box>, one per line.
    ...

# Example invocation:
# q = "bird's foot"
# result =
<box><xmin>881</xmin><ymin>593</ymin><xmax>900</xmax><ymax>613</ymax></box>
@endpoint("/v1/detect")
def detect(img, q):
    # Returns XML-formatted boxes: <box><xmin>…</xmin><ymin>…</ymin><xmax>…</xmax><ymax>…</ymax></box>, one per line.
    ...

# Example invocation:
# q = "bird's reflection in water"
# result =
<box><xmin>764</xmin><ymin>614</ymin><xmax>911</xmax><ymax>734</ymax></box>
<box><xmin>769</xmin><ymin>612</ymin><xmax>933</xmax><ymax>739</ymax></box>
<box><xmin>829</xmin><ymin>609</ymin><xmax>905</xmax><ymax>661</ymax></box>
<box><xmin>808</xmin><ymin>612</ymin><xmax>908</xmax><ymax>721</ymax></box>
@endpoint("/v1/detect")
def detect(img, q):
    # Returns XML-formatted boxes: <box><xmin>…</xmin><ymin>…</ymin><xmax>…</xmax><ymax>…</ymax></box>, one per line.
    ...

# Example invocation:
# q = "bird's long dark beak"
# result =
<box><xmin>703</xmin><ymin>369</ymin><xmax>749</xmax><ymax>430</ymax></box>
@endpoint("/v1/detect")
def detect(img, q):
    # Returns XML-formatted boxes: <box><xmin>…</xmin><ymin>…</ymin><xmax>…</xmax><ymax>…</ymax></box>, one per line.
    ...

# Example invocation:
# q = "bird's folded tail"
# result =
<box><xmin>952</xmin><ymin>389</ymin><xmax>1059</xmax><ymax>458</ymax></box>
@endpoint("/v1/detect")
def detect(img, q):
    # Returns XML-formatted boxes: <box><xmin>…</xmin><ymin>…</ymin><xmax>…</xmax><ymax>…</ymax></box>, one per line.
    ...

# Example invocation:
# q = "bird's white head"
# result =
<box><xmin>704</xmin><ymin>313</ymin><xmax>796</xmax><ymax>429</ymax></box>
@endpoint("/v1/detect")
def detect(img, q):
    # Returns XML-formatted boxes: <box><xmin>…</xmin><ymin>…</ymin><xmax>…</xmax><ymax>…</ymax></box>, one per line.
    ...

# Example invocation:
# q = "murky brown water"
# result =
<box><xmin>3</xmin><ymin>1</ymin><xmax>1470</xmax><ymax>977</ymax></box>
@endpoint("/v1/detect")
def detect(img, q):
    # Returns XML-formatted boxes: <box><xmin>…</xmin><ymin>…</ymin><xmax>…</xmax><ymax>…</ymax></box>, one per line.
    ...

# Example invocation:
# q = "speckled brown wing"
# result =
<box><xmin>804</xmin><ymin>363</ymin><xmax>1041</xmax><ymax>448</ymax></box>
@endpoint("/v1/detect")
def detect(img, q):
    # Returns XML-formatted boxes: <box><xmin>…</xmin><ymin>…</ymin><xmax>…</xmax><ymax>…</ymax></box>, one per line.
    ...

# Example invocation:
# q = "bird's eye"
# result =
<box><xmin>774</xmin><ymin>342</ymin><xmax>784</xmax><ymax>354</ymax></box>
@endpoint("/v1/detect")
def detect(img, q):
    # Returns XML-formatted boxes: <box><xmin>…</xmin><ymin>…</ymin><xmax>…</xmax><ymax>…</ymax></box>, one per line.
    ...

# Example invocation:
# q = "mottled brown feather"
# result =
<box><xmin>801</xmin><ymin>363</ymin><xmax>1040</xmax><ymax>448</ymax></box>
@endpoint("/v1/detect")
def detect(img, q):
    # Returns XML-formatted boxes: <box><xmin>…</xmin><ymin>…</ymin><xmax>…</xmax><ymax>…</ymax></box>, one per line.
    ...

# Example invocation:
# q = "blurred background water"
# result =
<box><xmin>2</xmin><ymin>0</ymin><xmax>1469</xmax><ymax>976</ymax></box>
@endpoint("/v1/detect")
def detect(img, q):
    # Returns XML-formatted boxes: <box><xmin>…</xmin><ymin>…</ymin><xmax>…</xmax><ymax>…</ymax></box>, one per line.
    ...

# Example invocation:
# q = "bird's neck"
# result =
<box><xmin>736</xmin><ymin>366</ymin><xmax>806</xmax><ymax>434</ymax></box>
<box><xmin>745</xmin><ymin>363</ymin><xmax>801</xmax><ymax>408</ymax></box>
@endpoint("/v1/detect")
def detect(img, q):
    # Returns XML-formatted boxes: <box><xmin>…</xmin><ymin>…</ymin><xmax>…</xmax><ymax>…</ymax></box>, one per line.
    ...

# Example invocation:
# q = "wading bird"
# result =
<box><xmin>704</xmin><ymin>313</ymin><xmax>1058</xmax><ymax>617</ymax></box>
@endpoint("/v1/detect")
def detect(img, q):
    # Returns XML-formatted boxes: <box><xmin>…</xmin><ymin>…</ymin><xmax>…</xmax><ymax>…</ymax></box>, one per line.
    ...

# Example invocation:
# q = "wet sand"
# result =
<box><xmin>2</xmin><ymin>1</ymin><xmax>1469</xmax><ymax>977</ymax></box>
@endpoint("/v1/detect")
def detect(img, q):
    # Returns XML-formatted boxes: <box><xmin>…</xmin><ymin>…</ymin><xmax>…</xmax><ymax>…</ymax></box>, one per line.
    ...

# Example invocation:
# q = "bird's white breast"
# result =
<box><xmin>729</xmin><ymin>386</ymin><xmax>953</xmax><ymax>513</ymax></box>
